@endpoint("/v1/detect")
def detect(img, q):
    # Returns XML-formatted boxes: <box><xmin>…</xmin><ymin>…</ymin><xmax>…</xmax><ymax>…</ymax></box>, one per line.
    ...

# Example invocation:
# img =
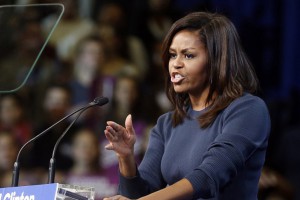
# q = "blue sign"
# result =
<box><xmin>0</xmin><ymin>183</ymin><xmax>58</xmax><ymax>200</ymax></box>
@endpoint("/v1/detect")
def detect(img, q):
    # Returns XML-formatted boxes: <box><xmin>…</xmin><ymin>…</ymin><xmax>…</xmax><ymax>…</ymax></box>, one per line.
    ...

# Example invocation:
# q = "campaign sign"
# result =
<box><xmin>0</xmin><ymin>183</ymin><xmax>58</xmax><ymax>200</ymax></box>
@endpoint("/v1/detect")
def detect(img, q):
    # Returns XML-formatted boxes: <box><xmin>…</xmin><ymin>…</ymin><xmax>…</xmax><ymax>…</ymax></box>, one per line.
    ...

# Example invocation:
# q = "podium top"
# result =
<box><xmin>0</xmin><ymin>183</ymin><xmax>95</xmax><ymax>200</ymax></box>
<box><xmin>57</xmin><ymin>184</ymin><xmax>95</xmax><ymax>200</ymax></box>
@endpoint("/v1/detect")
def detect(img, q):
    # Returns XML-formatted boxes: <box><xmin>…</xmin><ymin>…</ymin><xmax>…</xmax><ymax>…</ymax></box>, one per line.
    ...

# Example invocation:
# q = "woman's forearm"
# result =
<box><xmin>138</xmin><ymin>178</ymin><xmax>194</xmax><ymax>200</ymax></box>
<box><xmin>118</xmin><ymin>154</ymin><xmax>137</xmax><ymax>177</ymax></box>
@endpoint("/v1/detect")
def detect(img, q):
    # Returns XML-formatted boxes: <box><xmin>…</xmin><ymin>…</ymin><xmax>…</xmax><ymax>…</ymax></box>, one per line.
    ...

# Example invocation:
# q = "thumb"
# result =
<box><xmin>125</xmin><ymin>114</ymin><xmax>134</xmax><ymax>137</ymax></box>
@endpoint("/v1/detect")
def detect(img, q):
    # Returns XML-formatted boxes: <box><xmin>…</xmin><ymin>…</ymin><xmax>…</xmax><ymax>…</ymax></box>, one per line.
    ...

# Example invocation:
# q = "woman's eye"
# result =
<box><xmin>169</xmin><ymin>53</ymin><xmax>176</xmax><ymax>59</ymax></box>
<box><xmin>185</xmin><ymin>54</ymin><xmax>194</xmax><ymax>59</ymax></box>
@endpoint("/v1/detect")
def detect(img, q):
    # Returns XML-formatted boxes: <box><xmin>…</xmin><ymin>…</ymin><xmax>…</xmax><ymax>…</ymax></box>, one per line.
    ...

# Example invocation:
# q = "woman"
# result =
<box><xmin>103</xmin><ymin>12</ymin><xmax>270</xmax><ymax>200</ymax></box>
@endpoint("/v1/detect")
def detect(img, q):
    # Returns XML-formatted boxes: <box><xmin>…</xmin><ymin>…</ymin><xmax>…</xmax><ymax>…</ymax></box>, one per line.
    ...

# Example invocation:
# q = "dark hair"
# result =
<box><xmin>161</xmin><ymin>12</ymin><xmax>259</xmax><ymax>128</ymax></box>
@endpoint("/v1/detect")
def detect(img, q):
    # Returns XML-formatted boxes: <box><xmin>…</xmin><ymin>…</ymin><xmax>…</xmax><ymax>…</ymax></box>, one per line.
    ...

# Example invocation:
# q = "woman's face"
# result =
<box><xmin>168</xmin><ymin>30</ymin><xmax>208</xmax><ymax>97</ymax></box>
<box><xmin>0</xmin><ymin>97</ymin><xmax>22</xmax><ymax>125</ymax></box>
<box><xmin>72</xmin><ymin>130</ymin><xmax>99</xmax><ymax>166</ymax></box>
<box><xmin>77</xmin><ymin>41</ymin><xmax>104</xmax><ymax>71</ymax></box>
<box><xmin>0</xmin><ymin>134</ymin><xmax>18</xmax><ymax>170</ymax></box>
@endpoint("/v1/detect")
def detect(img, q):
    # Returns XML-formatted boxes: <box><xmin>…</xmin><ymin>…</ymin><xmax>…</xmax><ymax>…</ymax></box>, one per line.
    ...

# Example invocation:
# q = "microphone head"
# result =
<box><xmin>92</xmin><ymin>97</ymin><xmax>109</xmax><ymax>106</ymax></box>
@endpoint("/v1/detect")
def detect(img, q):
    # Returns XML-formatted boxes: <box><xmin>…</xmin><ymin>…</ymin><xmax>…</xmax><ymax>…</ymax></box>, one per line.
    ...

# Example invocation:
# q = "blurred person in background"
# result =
<box><xmin>69</xmin><ymin>34</ymin><xmax>106</xmax><ymax>106</ymax></box>
<box><xmin>95</xmin><ymin>1</ymin><xmax>149</xmax><ymax>80</ymax></box>
<box><xmin>42</xmin><ymin>0</ymin><xmax>96</xmax><ymax>64</ymax></box>
<box><xmin>68</xmin><ymin>34</ymin><xmax>110</xmax><ymax>131</ymax></box>
<box><xmin>0</xmin><ymin>131</ymin><xmax>21</xmax><ymax>187</ymax></box>
<box><xmin>0</xmin><ymin>93</ymin><xmax>32</xmax><ymax>146</ymax></box>
<box><xmin>96</xmin><ymin>24</ymin><xmax>138</xmax><ymax>79</ymax></box>
<box><xmin>103</xmin><ymin>74</ymin><xmax>145</xmax><ymax>126</ymax></box>
<box><xmin>63</xmin><ymin>128</ymin><xmax>117</xmax><ymax>200</ymax></box>
<box><xmin>142</xmin><ymin>40</ymin><xmax>173</xmax><ymax>124</ymax></box>
<box><xmin>258</xmin><ymin>167</ymin><xmax>294</xmax><ymax>200</ymax></box>
<box><xmin>128</xmin><ymin>0</ymin><xmax>174</xmax><ymax>124</ymax></box>
<box><xmin>29</xmin><ymin>83</ymin><xmax>80</xmax><ymax>178</ymax></box>
<box><xmin>130</xmin><ymin>0</ymin><xmax>173</xmax><ymax>56</ymax></box>
<box><xmin>0</xmin><ymin>131</ymin><xmax>40</xmax><ymax>187</ymax></box>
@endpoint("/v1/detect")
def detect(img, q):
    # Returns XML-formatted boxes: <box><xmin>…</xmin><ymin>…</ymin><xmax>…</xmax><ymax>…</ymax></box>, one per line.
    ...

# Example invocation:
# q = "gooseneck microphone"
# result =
<box><xmin>47</xmin><ymin>97</ymin><xmax>109</xmax><ymax>183</ymax></box>
<box><xmin>11</xmin><ymin>97</ymin><xmax>109</xmax><ymax>187</ymax></box>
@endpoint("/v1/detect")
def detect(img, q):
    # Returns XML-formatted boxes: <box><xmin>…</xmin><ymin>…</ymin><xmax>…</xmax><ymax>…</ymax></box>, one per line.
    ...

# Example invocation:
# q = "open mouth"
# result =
<box><xmin>171</xmin><ymin>73</ymin><xmax>185</xmax><ymax>83</ymax></box>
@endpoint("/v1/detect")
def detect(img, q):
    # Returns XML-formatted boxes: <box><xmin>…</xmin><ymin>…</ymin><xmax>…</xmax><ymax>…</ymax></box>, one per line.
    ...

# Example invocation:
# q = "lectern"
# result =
<box><xmin>0</xmin><ymin>183</ymin><xmax>95</xmax><ymax>200</ymax></box>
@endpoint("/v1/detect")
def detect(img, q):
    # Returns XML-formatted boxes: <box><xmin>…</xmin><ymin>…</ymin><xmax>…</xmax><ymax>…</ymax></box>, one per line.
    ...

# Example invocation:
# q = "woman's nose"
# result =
<box><xmin>172</xmin><ymin>56</ymin><xmax>184</xmax><ymax>69</ymax></box>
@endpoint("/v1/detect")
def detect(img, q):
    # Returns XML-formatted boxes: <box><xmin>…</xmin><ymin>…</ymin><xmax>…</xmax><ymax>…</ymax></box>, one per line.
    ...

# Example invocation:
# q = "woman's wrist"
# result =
<box><xmin>118</xmin><ymin>153</ymin><xmax>137</xmax><ymax>177</ymax></box>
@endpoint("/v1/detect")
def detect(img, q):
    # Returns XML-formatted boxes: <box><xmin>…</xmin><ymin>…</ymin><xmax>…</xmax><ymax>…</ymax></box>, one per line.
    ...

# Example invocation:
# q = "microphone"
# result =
<box><xmin>47</xmin><ymin>96</ymin><xmax>109</xmax><ymax>183</ymax></box>
<box><xmin>11</xmin><ymin>97</ymin><xmax>109</xmax><ymax>187</ymax></box>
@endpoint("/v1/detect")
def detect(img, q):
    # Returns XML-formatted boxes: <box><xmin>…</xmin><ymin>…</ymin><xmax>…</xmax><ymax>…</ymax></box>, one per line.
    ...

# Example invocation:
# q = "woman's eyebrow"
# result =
<box><xmin>169</xmin><ymin>47</ymin><xmax>196</xmax><ymax>52</ymax></box>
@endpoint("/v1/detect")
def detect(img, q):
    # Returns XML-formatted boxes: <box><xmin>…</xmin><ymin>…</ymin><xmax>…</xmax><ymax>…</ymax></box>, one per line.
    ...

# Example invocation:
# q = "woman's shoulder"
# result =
<box><xmin>150</xmin><ymin>111</ymin><xmax>174</xmax><ymax>135</ymax></box>
<box><xmin>231</xmin><ymin>93</ymin><xmax>267</xmax><ymax>108</ymax></box>
<box><xmin>224</xmin><ymin>93</ymin><xmax>270</xmax><ymax>116</ymax></box>
<box><xmin>156</xmin><ymin>111</ymin><xmax>174</xmax><ymax>125</ymax></box>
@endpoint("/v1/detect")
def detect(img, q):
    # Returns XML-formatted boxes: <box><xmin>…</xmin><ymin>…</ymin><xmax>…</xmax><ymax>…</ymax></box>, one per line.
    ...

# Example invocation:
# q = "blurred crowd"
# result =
<box><xmin>0</xmin><ymin>0</ymin><xmax>299</xmax><ymax>200</ymax></box>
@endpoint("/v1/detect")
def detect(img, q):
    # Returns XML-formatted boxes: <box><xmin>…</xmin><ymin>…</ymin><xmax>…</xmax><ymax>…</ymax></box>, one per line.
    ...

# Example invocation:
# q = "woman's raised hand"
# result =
<box><xmin>104</xmin><ymin>114</ymin><xmax>136</xmax><ymax>158</ymax></box>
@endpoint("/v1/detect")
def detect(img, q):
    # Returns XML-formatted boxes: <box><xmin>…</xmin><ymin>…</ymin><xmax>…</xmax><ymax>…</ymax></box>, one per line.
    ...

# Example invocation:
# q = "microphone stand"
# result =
<box><xmin>11</xmin><ymin>105</ymin><xmax>89</xmax><ymax>187</ymax></box>
<box><xmin>11</xmin><ymin>97</ymin><xmax>109</xmax><ymax>187</ymax></box>
<box><xmin>48</xmin><ymin>106</ymin><xmax>90</xmax><ymax>183</ymax></box>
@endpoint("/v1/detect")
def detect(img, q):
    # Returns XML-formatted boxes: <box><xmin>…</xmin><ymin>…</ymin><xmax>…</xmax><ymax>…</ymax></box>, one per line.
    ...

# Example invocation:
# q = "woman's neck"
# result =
<box><xmin>189</xmin><ymin>87</ymin><xmax>213</xmax><ymax>111</ymax></box>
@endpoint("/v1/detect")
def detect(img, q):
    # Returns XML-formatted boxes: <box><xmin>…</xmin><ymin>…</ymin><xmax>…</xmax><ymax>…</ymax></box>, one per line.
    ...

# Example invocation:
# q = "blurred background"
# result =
<box><xmin>0</xmin><ymin>0</ymin><xmax>299</xmax><ymax>199</ymax></box>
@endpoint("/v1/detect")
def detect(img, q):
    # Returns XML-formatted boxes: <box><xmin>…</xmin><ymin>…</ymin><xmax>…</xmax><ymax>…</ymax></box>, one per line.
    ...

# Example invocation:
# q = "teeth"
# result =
<box><xmin>175</xmin><ymin>74</ymin><xmax>182</xmax><ymax>79</ymax></box>
<box><xmin>171</xmin><ymin>73</ymin><xmax>184</xmax><ymax>83</ymax></box>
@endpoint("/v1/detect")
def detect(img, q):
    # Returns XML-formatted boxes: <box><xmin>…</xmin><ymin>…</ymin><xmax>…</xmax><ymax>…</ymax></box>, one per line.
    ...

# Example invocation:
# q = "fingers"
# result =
<box><xmin>107</xmin><ymin>121</ymin><xmax>122</xmax><ymax>132</ymax></box>
<box><xmin>105</xmin><ymin>126</ymin><xmax>118</xmax><ymax>140</ymax></box>
<box><xmin>104</xmin><ymin>121</ymin><xmax>124</xmax><ymax>142</ymax></box>
<box><xmin>104</xmin><ymin>115</ymin><xmax>136</xmax><ymax>149</ymax></box>
<box><xmin>105</xmin><ymin>115</ymin><xmax>135</xmax><ymax>140</ymax></box>
<box><xmin>104</xmin><ymin>143</ymin><xmax>113</xmax><ymax>150</ymax></box>
<box><xmin>104</xmin><ymin>120</ymin><xmax>126</xmax><ymax>151</ymax></box>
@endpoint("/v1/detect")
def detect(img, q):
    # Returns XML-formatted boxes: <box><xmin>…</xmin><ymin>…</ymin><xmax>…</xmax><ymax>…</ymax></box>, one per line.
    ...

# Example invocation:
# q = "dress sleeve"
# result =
<box><xmin>185</xmin><ymin>96</ymin><xmax>271</xmax><ymax>199</ymax></box>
